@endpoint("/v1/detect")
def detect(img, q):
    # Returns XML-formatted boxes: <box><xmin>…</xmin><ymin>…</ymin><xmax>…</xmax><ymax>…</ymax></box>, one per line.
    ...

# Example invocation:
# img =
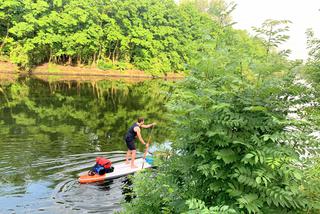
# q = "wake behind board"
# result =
<box><xmin>78</xmin><ymin>158</ymin><xmax>152</xmax><ymax>184</ymax></box>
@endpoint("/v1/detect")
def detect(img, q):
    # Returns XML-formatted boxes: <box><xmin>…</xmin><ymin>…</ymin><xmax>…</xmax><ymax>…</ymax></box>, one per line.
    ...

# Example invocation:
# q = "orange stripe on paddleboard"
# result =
<box><xmin>78</xmin><ymin>173</ymin><xmax>106</xmax><ymax>184</ymax></box>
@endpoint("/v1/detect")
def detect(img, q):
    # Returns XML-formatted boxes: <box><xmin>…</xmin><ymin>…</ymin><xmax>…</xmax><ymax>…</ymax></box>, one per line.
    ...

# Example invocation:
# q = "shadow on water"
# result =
<box><xmin>0</xmin><ymin>76</ymin><xmax>175</xmax><ymax>213</ymax></box>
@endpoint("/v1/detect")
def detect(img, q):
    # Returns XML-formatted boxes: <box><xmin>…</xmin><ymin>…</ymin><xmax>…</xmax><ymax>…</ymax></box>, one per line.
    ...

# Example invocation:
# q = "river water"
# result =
<box><xmin>0</xmin><ymin>76</ymin><xmax>173</xmax><ymax>213</ymax></box>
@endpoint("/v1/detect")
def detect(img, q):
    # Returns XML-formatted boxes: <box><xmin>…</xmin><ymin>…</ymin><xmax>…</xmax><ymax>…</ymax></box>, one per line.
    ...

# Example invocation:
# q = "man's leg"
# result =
<box><xmin>125</xmin><ymin>150</ymin><xmax>131</xmax><ymax>164</ymax></box>
<box><xmin>131</xmin><ymin>150</ymin><xmax>138</xmax><ymax>168</ymax></box>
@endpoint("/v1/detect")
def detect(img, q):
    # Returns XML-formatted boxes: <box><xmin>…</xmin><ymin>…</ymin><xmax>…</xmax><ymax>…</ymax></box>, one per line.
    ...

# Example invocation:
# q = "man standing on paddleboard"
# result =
<box><xmin>125</xmin><ymin>117</ymin><xmax>155</xmax><ymax>168</ymax></box>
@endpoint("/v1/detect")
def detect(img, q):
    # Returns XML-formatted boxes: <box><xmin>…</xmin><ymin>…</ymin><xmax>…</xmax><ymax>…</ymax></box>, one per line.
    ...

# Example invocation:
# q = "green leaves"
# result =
<box><xmin>237</xmin><ymin>193</ymin><xmax>261</xmax><ymax>213</ymax></box>
<box><xmin>1</xmin><ymin>0</ymin><xmax>219</xmax><ymax>73</ymax></box>
<box><xmin>252</xmin><ymin>19</ymin><xmax>292</xmax><ymax>55</ymax></box>
<box><xmin>184</xmin><ymin>198</ymin><xmax>237</xmax><ymax>214</ymax></box>
<box><xmin>112</xmin><ymin>3</ymin><xmax>320</xmax><ymax>214</ymax></box>
<box><xmin>158</xmin><ymin>37</ymin><xmax>315</xmax><ymax>212</ymax></box>
<box><xmin>215</xmin><ymin>149</ymin><xmax>238</xmax><ymax>164</ymax></box>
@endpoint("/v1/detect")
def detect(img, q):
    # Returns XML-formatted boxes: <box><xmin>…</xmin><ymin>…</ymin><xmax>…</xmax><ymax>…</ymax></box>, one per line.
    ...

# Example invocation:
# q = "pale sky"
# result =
<box><xmin>230</xmin><ymin>0</ymin><xmax>320</xmax><ymax>60</ymax></box>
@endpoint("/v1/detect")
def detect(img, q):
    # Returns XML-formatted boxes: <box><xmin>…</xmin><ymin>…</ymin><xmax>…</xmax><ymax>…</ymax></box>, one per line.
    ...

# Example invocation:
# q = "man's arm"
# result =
<box><xmin>140</xmin><ymin>122</ymin><xmax>156</xmax><ymax>129</ymax></box>
<box><xmin>134</xmin><ymin>127</ymin><xmax>146</xmax><ymax>145</ymax></box>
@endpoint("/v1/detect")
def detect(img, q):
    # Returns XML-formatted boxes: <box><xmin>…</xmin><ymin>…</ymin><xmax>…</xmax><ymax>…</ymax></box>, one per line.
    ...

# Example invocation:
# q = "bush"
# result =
<box><xmin>114</xmin><ymin>61</ymin><xmax>134</xmax><ymax>71</ymax></box>
<box><xmin>97</xmin><ymin>59</ymin><xmax>114</xmax><ymax>70</ymax></box>
<box><xmin>10</xmin><ymin>44</ymin><xmax>30</xmax><ymax>70</ymax></box>
<box><xmin>122</xmin><ymin>63</ymin><xmax>318</xmax><ymax>213</ymax></box>
<box><xmin>302</xmin><ymin>158</ymin><xmax>320</xmax><ymax>213</ymax></box>
<box><xmin>97</xmin><ymin>59</ymin><xmax>135</xmax><ymax>71</ymax></box>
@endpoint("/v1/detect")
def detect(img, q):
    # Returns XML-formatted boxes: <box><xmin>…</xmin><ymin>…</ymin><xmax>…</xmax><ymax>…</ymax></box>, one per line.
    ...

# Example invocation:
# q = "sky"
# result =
<box><xmin>230</xmin><ymin>0</ymin><xmax>320</xmax><ymax>60</ymax></box>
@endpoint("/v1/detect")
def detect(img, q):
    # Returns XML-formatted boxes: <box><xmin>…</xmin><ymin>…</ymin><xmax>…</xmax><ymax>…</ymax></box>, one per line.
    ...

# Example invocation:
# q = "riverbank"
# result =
<box><xmin>0</xmin><ymin>61</ymin><xmax>184</xmax><ymax>80</ymax></box>
<box><xmin>0</xmin><ymin>61</ymin><xmax>19</xmax><ymax>82</ymax></box>
<box><xmin>34</xmin><ymin>63</ymin><xmax>184</xmax><ymax>79</ymax></box>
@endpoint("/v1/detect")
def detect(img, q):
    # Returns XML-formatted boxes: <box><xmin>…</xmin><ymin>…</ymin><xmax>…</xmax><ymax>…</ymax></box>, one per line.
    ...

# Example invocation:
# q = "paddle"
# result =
<box><xmin>142</xmin><ymin>126</ymin><xmax>154</xmax><ymax>169</ymax></box>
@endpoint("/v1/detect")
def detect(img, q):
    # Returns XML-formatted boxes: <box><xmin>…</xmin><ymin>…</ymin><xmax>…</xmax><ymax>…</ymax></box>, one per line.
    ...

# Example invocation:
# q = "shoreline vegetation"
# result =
<box><xmin>33</xmin><ymin>62</ymin><xmax>184</xmax><ymax>79</ymax></box>
<box><xmin>0</xmin><ymin>0</ymin><xmax>202</xmax><ymax>76</ymax></box>
<box><xmin>0</xmin><ymin>60</ymin><xmax>184</xmax><ymax>82</ymax></box>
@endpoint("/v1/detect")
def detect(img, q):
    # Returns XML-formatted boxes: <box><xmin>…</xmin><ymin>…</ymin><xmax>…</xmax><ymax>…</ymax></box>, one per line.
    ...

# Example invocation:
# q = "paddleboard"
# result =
<box><xmin>78</xmin><ymin>158</ymin><xmax>152</xmax><ymax>184</ymax></box>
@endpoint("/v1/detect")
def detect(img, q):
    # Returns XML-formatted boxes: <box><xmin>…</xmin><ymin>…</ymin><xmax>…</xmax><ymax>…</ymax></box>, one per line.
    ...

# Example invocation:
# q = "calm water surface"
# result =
<box><xmin>0</xmin><ymin>77</ymin><xmax>173</xmax><ymax>213</ymax></box>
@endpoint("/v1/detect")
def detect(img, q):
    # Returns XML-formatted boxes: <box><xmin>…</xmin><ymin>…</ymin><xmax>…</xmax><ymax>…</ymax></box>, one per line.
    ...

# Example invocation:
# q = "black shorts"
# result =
<box><xmin>126</xmin><ymin>140</ymin><xmax>136</xmax><ymax>150</ymax></box>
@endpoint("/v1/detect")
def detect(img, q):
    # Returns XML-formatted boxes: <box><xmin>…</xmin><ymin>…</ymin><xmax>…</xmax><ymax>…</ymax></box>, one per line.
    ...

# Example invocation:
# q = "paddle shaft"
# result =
<box><xmin>142</xmin><ymin>126</ymin><xmax>154</xmax><ymax>169</ymax></box>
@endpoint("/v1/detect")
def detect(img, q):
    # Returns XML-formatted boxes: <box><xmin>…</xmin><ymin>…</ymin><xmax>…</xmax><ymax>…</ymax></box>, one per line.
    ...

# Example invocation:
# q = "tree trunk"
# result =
<box><xmin>77</xmin><ymin>55</ymin><xmax>80</xmax><ymax>65</ymax></box>
<box><xmin>97</xmin><ymin>45</ymin><xmax>102</xmax><ymax>62</ymax></box>
<box><xmin>0</xmin><ymin>24</ymin><xmax>10</xmax><ymax>53</ymax></box>
<box><xmin>112</xmin><ymin>41</ymin><xmax>119</xmax><ymax>63</ymax></box>
<box><xmin>49</xmin><ymin>49</ymin><xmax>52</xmax><ymax>63</ymax></box>
<box><xmin>68</xmin><ymin>56</ymin><xmax>72</xmax><ymax>65</ymax></box>
<box><xmin>266</xmin><ymin>26</ymin><xmax>273</xmax><ymax>56</ymax></box>
<box><xmin>116</xmin><ymin>46</ymin><xmax>120</xmax><ymax>61</ymax></box>
<box><xmin>92</xmin><ymin>53</ymin><xmax>97</xmax><ymax>66</ymax></box>
<box><xmin>107</xmin><ymin>43</ymin><xmax>112</xmax><ymax>59</ymax></box>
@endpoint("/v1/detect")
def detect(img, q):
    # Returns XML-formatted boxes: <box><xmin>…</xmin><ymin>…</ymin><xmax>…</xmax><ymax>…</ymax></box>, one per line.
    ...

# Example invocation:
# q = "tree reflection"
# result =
<box><xmin>0</xmin><ymin>77</ymin><xmax>173</xmax><ymax>186</ymax></box>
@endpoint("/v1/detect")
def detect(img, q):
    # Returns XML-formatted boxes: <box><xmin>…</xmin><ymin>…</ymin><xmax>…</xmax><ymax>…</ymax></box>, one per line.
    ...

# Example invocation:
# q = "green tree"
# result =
<box><xmin>306</xmin><ymin>28</ymin><xmax>320</xmax><ymax>62</ymax></box>
<box><xmin>207</xmin><ymin>0</ymin><xmax>237</xmax><ymax>27</ymax></box>
<box><xmin>0</xmin><ymin>0</ymin><xmax>22</xmax><ymax>54</ymax></box>
<box><xmin>121</xmin><ymin>13</ymin><xmax>317</xmax><ymax>214</ymax></box>
<box><xmin>123</xmin><ymin>57</ymin><xmax>317</xmax><ymax>214</ymax></box>
<box><xmin>305</xmin><ymin>28</ymin><xmax>320</xmax><ymax>86</ymax></box>
<box><xmin>302</xmin><ymin>29</ymin><xmax>320</xmax><ymax>213</ymax></box>
<box><xmin>180</xmin><ymin>0</ymin><xmax>236</xmax><ymax>27</ymax></box>
<box><xmin>0</xmin><ymin>0</ymin><xmax>220</xmax><ymax>74</ymax></box>
<box><xmin>252</xmin><ymin>19</ymin><xmax>292</xmax><ymax>56</ymax></box>
<box><xmin>304</xmin><ymin>28</ymin><xmax>320</xmax><ymax>128</ymax></box>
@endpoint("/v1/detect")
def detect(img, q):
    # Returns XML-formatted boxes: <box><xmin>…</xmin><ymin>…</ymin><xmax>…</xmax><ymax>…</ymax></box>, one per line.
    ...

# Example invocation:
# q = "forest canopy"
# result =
<box><xmin>0</xmin><ymin>0</ymin><xmax>216</xmax><ymax>73</ymax></box>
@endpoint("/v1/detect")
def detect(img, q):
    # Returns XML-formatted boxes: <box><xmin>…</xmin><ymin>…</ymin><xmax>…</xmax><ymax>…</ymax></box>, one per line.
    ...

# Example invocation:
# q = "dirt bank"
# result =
<box><xmin>0</xmin><ymin>61</ymin><xmax>184</xmax><ymax>82</ymax></box>
<box><xmin>0</xmin><ymin>61</ymin><xmax>19</xmax><ymax>82</ymax></box>
<box><xmin>33</xmin><ymin>63</ymin><xmax>184</xmax><ymax>79</ymax></box>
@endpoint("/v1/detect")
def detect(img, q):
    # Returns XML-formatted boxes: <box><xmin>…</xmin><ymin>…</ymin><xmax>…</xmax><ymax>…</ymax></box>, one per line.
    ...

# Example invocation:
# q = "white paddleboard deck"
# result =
<box><xmin>79</xmin><ymin>158</ymin><xmax>152</xmax><ymax>183</ymax></box>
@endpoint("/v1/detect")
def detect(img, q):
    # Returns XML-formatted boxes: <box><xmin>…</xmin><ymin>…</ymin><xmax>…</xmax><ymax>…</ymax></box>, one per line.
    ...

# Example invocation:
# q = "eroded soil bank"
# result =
<box><xmin>0</xmin><ymin>61</ymin><xmax>184</xmax><ymax>82</ymax></box>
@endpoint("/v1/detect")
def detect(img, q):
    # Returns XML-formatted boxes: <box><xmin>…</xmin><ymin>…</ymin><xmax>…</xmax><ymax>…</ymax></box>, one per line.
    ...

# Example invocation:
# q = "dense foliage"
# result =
<box><xmin>304</xmin><ymin>28</ymin><xmax>320</xmax><ymax>143</ymax></box>
<box><xmin>0</xmin><ymin>0</ymin><xmax>213</xmax><ymax>73</ymax></box>
<box><xmin>122</xmin><ymin>55</ymin><xmax>318</xmax><ymax>213</ymax></box>
<box><xmin>301</xmin><ymin>28</ymin><xmax>320</xmax><ymax>211</ymax></box>
<box><xmin>120</xmin><ymin>2</ymin><xmax>319</xmax><ymax>214</ymax></box>
<box><xmin>305</xmin><ymin>28</ymin><xmax>320</xmax><ymax>96</ymax></box>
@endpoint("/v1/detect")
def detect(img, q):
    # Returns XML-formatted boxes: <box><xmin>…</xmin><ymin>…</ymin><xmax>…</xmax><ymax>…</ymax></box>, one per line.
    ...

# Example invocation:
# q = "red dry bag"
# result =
<box><xmin>96</xmin><ymin>157</ymin><xmax>112</xmax><ymax>169</ymax></box>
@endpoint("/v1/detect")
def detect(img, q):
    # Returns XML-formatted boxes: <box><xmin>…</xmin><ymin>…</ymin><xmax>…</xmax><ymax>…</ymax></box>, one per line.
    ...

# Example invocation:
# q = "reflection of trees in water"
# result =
<box><xmin>0</xmin><ymin>77</ymin><xmax>172</xmax><ymax>186</ymax></box>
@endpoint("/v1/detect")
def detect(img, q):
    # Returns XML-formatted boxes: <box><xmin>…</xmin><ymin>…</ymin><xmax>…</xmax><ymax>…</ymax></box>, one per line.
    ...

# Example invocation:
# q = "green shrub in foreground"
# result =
<box><xmin>121</xmin><ymin>65</ymin><xmax>318</xmax><ymax>213</ymax></box>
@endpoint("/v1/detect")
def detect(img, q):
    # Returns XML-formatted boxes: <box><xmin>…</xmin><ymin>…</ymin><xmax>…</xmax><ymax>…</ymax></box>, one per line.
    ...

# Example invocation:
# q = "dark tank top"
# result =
<box><xmin>125</xmin><ymin>123</ymin><xmax>139</xmax><ymax>142</ymax></box>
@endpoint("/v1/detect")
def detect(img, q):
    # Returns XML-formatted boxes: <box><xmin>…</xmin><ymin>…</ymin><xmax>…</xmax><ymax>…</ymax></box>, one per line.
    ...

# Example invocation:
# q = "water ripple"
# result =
<box><xmin>0</xmin><ymin>152</ymin><xmax>138</xmax><ymax>214</ymax></box>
